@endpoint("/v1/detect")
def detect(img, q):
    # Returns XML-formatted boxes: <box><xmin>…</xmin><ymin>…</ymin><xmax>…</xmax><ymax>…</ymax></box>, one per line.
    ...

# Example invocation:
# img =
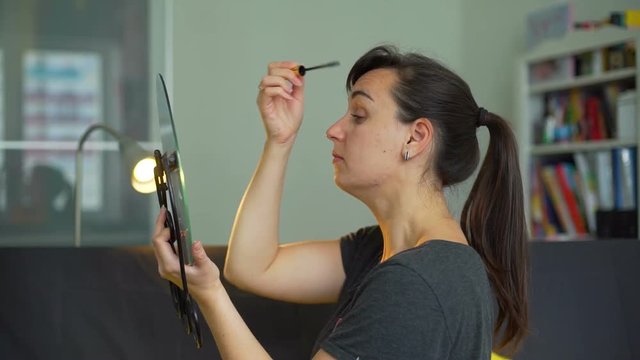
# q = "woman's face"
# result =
<box><xmin>326</xmin><ymin>68</ymin><xmax>410</xmax><ymax>196</ymax></box>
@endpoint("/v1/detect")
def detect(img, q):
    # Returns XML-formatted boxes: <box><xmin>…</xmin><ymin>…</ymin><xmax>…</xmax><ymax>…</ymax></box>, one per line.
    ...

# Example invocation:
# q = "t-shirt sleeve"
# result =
<box><xmin>321</xmin><ymin>263</ymin><xmax>452</xmax><ymax>360</ymax></box>
<box><xmin>339</xmin><ymin>226</ymin><xmax>376</xmax><ymax>278</ymax></box>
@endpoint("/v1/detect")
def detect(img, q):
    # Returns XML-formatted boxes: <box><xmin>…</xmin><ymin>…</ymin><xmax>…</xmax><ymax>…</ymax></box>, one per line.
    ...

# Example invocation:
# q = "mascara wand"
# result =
<box><xmin>293</xmin><ymin>61</ymin><xmax>340</xmax><ymax>76</ymax></box>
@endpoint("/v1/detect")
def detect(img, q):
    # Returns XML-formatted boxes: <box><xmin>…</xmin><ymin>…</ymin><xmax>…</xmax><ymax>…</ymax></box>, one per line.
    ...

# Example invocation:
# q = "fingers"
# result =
<box><xmin>191</xmin><ymin>240</ymin><xmax>210</xmax><ymax>267</ymax></box>
<box><xmin>151</xmin><ymin>208</ymin><xmax>180</xmax><ymax>282</ymax></box>
<box><xmin>268</xmin><ymin>61</ymin><xmax>299</xmax><ymax>74</ymax></box>
<box><xmin>152</xmin><ymin>208</ymin><xmax>171</xmax><ymax>248</ymax></box>
<box><xmin>259</xmin><ymin>75</ymin><xmax>294</xmax><ymax>94</ymax></box>
<box><xmin>258</xmin><ymin>62</ymin><xmax>304</xmax><ymax>97</ymax></box>
<box><xmin>268</xmin><ymin>66</ymin><xmax>303</xmax><ymax>86</ymax></box>
<box><xmin>154</xmin><ymin>242</ymin><xmax>180</xmax><ymax>285</ymax></box>
<box><xmin>151</xmin><ymin>211</ymin><xmax>219</xmax><ymax>294</ymax></box>
<box><xmin>153</xmin><ymin>207</ymin><xmax>167</xmax><ymax>238</ymax></box>
<box><xmin>152</xmin><ymin>230</ymin><xmax>178</xmax><ymax>276</ymax></box>
<box><xmin>261</xmin><ymin>85</ymin><xmax>294</xmax><ymax>101</ymax></box>
<box><xmin>186</xmin><ymin>241</ymin><xmax>222</xmax><ymax>294</ymax></box>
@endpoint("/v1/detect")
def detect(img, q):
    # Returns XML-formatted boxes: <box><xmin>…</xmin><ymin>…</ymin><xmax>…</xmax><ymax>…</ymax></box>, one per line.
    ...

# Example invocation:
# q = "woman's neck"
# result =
<box><xmin>367</xmin><ymin>187</ymin><xmax>467</xmax><ymax>262</ymax></box>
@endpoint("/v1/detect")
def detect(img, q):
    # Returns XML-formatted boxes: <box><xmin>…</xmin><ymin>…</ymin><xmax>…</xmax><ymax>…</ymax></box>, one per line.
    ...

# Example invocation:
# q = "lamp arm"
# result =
<box><xmin>74</xmin><ymin>124</ymin><xmax>125</xmax><ymax>248</ymax></box>
<box><xmin>77</xmin><ymin>124</ymin><xmax>124</xmax><ymax>151</ymax></box>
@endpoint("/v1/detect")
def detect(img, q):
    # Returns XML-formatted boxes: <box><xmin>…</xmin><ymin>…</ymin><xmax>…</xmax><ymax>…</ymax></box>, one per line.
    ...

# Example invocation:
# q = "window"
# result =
<box><xmin>0</xmin><ymin>50</ymin><xmax>4</xmax><ymax>212</ymax></box>
<box><xmin>0</xmin><ymin>0</ymin><xmax>169</xmax><ymax>246</ymax></box>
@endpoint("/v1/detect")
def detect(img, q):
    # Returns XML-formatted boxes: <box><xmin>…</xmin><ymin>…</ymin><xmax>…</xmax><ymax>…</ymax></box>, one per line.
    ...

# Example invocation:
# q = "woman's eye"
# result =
<box><xmin>351</xmin><ymin>114</ymin><xmax>366</xmax><ymax>123</ymax></box>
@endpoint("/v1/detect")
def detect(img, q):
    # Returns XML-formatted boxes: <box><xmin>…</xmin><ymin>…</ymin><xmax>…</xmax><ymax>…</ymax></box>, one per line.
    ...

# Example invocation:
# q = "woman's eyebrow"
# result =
<box><xmin>350</xmin><ymin>90</ymin><xmax>375</xmax><ymax>102</ymax></box>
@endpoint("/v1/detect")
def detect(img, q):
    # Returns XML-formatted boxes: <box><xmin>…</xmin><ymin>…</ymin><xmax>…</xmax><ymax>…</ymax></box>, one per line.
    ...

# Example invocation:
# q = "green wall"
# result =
<box><xmin>172</xmin><ymin>0</ymin><xmax>637</xmax><ymax>244</ymax></box>
<box><xmin>172</xmin><ymin>0</ymin><xmax>465</xmax><ymax>244</ymax></box>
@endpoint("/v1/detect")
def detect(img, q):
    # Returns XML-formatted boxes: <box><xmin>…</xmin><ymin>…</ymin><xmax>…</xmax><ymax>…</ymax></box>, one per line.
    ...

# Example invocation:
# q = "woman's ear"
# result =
<box><xmin>406</xmin><ymin>118</ymin><xmax>434</xmax><ymax>158</ymax></box>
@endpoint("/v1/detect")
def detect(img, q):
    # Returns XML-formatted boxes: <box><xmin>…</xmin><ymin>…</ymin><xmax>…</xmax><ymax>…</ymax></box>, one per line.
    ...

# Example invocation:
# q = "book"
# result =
<box><xmin>613</xmin><ymin>147</ymin><xmax>637</xmax><ymax>210</ymax></box>
<box><xmin>603</xmin><ymin>84</ymin><xmax>621</xmax><ymax>139</ymax></box>
<box><xmin>530</xmin><ymin>162</ymin><xmax>545</xmax><ymax>237</ymax></box>
<box><xmin>541</xmin><ymin>166</ymin><xmax>576</xmax><ymax>235</ymax></box>
<box><xmin>531</xmin><ymin>162</ymin><xmax>558</xmax><ymax>237</ymax></box>
<box><xmin>585</xmin><ymin>96</ymin><xmax>608</xmax><ymax>140</ymax></box>
<box><xmin>617</xmin><ymin>90</ymin><xmax>637</xmax><ymax>141</ymax></box>
<box><xmin>567</xmin><ymin>89</ymin><xmax>584</xmax><ymax>141</ymax></box>
<box><xmin>542</xmin><ymin>181</ymin><xmax>562</xmax><ymax>235</ymax></box>
<box><xmin>564</xmin><ymin>163</ymin><xmax>588</xmax><ymax>227</ymax></box>
<box><xmin>595</xmin><ymin>150</ymin><xmax>614</xmax><ymax>210</ymax></box>
<box><xmin>573</xmin><ymin>152</ymin><xmax>599</xmax><ymax>232</ymax></box>
<box><xmin>556</xmin><ymin>163</ymin><xmax>588</xmax><ymax>234</ymax></box>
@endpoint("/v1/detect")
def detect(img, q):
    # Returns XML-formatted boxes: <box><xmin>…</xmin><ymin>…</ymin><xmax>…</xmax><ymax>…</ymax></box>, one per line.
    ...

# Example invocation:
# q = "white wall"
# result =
<box><xmin>172</xmin><ymin>0</ymin><xmax>465</xmax><ymax>244</ymax></box>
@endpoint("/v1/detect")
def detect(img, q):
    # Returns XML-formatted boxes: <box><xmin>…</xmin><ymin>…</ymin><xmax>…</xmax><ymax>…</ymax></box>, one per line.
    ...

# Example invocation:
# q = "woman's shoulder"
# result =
<box><xmin>391</xmin><ymin>239</ymin><xmax>487</xmax><ymax>276</ymax></box>
<box><xmin>383</xmin><ymin>240</ymin><xmax>494</xmax><ymax>307</ymax></box>
<box><xmin>375</xmin><ymin>240</ymin><xmax>496</xmax><ymax>330</ymax></box>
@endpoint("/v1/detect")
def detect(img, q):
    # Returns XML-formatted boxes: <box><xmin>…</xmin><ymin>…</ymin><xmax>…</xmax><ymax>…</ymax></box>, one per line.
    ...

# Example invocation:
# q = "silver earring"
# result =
<box><xmin>403</xmin><ymin>150</ymin><xmax>410</xmax><ymax>161</ymax></box>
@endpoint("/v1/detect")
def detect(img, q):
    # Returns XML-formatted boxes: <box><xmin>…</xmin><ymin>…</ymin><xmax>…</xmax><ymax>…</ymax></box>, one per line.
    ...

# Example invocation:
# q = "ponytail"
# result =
<box><xmin>461</xmin><ymin>111</ymin><xmax>529</xmax><ymax>355</ymax></box>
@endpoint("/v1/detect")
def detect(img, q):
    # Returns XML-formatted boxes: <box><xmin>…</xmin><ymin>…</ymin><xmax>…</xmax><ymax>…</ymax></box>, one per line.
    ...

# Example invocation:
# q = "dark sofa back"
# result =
<box><xmin>0</xmin><ymin>246</ymin><xmax>335</xmax><ymax>360</ymax></box>
<box><xmin>1</xmin><ymin>240</ymin><xmax>639</xmax><ymax>359</ymax></box>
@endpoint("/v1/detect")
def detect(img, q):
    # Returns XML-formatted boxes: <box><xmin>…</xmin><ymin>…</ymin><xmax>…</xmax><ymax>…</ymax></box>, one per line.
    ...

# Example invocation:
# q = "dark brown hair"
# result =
<box><xmin>347</xmin><ymin>45</ymin><xmax>529</xmax><ymax>355</ymax></box>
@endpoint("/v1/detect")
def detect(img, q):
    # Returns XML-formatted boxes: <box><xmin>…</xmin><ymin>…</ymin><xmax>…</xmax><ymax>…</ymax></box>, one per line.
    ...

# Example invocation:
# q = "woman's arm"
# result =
<box><xmin>197</xmin><ymin>278</ymin><xmax>271</xmax><ymax>359</ymax></box>
<box><xmin>152</xmin><ymin>209</ymin><xmax>269</xmax><ymax>359</ymax></box>
<box><xmin>224</xmin><ymin>62</ymin><xmax>344</xmax><ymax>304</ymax></box>
<box><xmin>153</xmin><ymin>209</ymin><xmax>335</xmax><ymax>359</ymax></box>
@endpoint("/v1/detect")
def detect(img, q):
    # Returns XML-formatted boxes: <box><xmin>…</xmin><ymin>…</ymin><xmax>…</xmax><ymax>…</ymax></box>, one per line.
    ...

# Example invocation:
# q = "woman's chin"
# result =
<box><xmin>333</xmin><ymin>175</ymin><xmax>348</xmax><ymax>192</ymax></box>
<box><xmin>334</xmin><ymin>176</ymin><xmax>358</xmax><ymax>198</ymax></box>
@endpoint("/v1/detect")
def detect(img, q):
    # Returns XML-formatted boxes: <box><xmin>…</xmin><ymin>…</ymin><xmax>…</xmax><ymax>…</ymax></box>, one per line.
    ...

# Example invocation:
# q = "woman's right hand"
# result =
<box><xmin>257</xmin><ymin>61</ymin><xmax>305</xmax><ymax>145</ymax></box>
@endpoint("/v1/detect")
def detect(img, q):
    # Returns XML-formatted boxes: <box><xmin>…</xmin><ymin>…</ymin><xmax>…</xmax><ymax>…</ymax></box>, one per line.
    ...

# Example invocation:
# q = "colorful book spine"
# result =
<box><xmin>595</xmin><ymin>150</ymin><xmax>614</xmax><ymax>210</ymax></box>
<box><xmin>530</xmin><ymin>162</ymin><xmax>545</xmax><ymax>238</ymax></box>
<box><xmin>564</xmin><ymin>163</ymin><xmax>588</xmax><ymax>229</ymax></box>
<box><xmin>573</xmin><ymin>152</ymin><xmax>599</xmax><ymax>233</ymax></box>
<box><xmin>585</xmin><ymin>97</ymin><xmax>605</xmax><ymax>140</ymax></box>
<box><xmin>531</xmin><ymin>162</ymin><xmax>558</xmax><ymax>238</ymax></box>
<box><xmin>541</xmin><ymin>166</ymin><xmax>577</xmax><ymax>235</ymax></box>
<box><xmin>613</xmin><ymin>147</ymin><xmax>637</xmax><ymax>210</ymax></box>
<box><xmin>556</xmin><ymin>163</ymin><xmax>588</xmax><ymax>234</ymax></box>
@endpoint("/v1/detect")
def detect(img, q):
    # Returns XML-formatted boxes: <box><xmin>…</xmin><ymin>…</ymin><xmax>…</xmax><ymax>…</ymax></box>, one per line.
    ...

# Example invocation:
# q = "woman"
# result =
<box><xmin>153</xmin><ymin>45</ymin><xmax>528</xmax><ymax>359</ymax></box>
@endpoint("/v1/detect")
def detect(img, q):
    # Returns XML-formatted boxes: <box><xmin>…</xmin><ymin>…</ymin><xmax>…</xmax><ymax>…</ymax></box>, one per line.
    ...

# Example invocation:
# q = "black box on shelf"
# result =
<box><xmin>596</xmin><ymin>209</ymin><xmax>638</xmax><ymax>239</ymax></box>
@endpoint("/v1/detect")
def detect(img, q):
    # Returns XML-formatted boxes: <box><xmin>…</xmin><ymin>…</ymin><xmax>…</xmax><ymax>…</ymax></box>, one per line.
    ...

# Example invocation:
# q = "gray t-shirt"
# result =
<box><xmin>312</xmin><ymin>226</ymin><xmax>496</xmax><ymax>360</ymax></box>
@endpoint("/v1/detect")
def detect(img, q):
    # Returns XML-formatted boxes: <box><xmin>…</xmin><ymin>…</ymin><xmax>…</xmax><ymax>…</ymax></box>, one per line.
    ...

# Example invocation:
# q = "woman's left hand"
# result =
<box><xmin>151</xmin><ymin>207</ymin><xmax>222</xmax><ymax>303</ymax></box>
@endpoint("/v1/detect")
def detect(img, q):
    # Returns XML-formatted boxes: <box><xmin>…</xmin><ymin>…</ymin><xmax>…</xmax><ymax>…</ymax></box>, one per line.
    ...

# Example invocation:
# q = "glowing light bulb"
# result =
<box><xmin>131</xmin><ymin>157</ymin><xmax>156</xmax><ymax>193</ymax></box>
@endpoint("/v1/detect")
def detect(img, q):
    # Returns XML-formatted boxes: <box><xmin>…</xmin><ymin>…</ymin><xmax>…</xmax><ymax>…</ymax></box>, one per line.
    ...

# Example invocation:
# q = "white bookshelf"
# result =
<box><xmin>529</xmin><ymin>67</ymin><xmax>635</xmax><ymax>94</ymax></box>
<box><xmin>517</xmin><ymin>27</ymin><xmax>640</xmax><ymax>241</ymax></box>
<box><xmin>531</xmin><ymin>139</ymin><xmax>638</xmax><ymax>156</ymax></box>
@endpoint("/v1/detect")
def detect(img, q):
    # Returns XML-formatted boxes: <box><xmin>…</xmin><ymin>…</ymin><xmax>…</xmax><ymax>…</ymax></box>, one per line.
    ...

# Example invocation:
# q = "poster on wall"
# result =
<box><xmin>526</xmin><ymin>2</ymin><xmax>574</xmax><ymax>50</ymax></box>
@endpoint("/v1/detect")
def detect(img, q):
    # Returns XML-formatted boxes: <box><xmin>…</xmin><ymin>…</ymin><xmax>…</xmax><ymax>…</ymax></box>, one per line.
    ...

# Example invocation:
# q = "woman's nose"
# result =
<box><xmin>326</xmin><ymin>117</ymin><xmax>345</xmax><ymax>141</ymax></box>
